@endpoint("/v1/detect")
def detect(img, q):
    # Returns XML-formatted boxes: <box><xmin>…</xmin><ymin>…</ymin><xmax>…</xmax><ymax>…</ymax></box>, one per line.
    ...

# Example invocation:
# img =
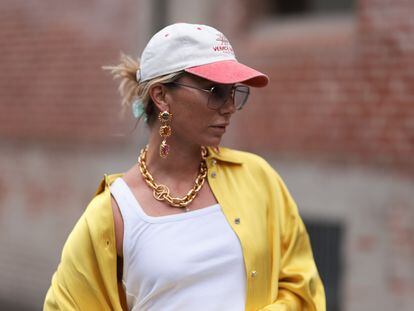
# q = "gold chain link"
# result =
<box><xmin>138</xmin><ymin>146</ymin><xmax>208</xmax><ymax>209</ymax></box>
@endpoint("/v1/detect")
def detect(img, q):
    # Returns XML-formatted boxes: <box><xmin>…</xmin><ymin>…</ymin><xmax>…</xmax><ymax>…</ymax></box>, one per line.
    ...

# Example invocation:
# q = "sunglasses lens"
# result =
<box><xmin>211</xmin><ymin>85</ymin><xmax>232</xmax><ymax>100</ymax></box>
<box><xmin>208</xmin><ymin>85</ymin><xmax>232</xmax><ymax>109</ymax></box>
<box><xmin>207</xmin><ymin>84</ymin><xmax>250</xmax><ymax>110</ymax></box>
<box><xmin>234</xmin><ymin>85</ymin><xmax>250</xmax><ymax>110</ymax></box>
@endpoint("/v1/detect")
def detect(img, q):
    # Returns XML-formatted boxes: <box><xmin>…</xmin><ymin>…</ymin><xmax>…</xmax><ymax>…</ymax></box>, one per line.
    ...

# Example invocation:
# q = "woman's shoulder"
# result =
<box><xmin>216</xmin><ymin>146</ymin><xmax>277</xmax><ymax>174</ymax></box>
<box><xmin>213</xmin><ymin>147</ymin><xmax>287</xmax><ymax>190</ymax></box>
<box><xmin>83</xmin><ymin>173</ymin><xmax>124</xmax><ymax>219</ymax></box>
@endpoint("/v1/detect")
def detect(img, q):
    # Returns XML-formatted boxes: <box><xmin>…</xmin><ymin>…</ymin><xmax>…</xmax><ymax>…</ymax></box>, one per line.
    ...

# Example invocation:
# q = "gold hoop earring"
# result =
<box><xmin>158</xmin><ymin>110</ymin><xmax>172</xmax><ymax>158</ymax></box>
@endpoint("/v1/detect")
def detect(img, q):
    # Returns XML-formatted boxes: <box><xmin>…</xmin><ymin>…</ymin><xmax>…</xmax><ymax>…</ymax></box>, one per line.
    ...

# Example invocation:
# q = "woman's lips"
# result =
<box><xmin>209</xmin><ymin>124</ymin><xmax>228</xmax><ymax>133</ymax></box>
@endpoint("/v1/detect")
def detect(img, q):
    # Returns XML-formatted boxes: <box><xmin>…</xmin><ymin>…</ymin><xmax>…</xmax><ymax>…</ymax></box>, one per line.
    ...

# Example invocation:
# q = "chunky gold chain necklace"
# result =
<box><xmin>138</xmin><ymin>146</ymin><xmax>208</xmax><ymax>211</ymax></box>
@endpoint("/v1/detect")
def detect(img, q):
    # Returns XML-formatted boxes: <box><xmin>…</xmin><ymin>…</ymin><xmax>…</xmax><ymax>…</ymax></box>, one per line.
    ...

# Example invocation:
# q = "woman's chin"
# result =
<box><xmin>201</xmin><ymin>135</ymin><xmax>223</xmax><ymax>147</ymax></box>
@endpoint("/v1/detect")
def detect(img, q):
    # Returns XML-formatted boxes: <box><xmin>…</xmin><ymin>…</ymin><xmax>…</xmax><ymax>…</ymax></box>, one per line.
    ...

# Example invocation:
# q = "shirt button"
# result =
<box><xmin>211</xmin><ymin>172</ymin><xmax>217</xmax><ymax>178</ymax></box>
<box><xmin>234</xmin><ymin>218</ymin><xmax>240</xmax><ymax>224</ymax></box>
<box><xmin>251</xmin><ymin>270</ymin><xmax>257</xmax><ymax>277</ymax></box>
<box><xmin>211</xmin><ymin>159</ymin><xmax>217</xmax><ymax>166</ymax></box>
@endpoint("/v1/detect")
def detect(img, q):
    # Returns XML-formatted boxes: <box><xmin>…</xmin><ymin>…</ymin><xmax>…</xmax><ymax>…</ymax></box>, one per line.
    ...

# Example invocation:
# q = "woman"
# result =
<box><xmin>44</xmin><ymin>23</ymin><xmax>325</xmax><ymax>310</ymax></box>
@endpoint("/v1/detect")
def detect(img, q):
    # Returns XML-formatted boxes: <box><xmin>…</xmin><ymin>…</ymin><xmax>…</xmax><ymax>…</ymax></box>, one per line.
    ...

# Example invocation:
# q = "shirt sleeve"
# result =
<box><xmin>259</xmin><ymin>173</ymin><xmax>326</xmax><ymax>310</ymax></box>
<box><xmin>44</xmin><ymin>188</ymin><xmax>125</xmax><ymax>311</ymax></box>
<box><xmin>44</xmin><ymin>215</ymin><xmax>107</xmax><ymax>310</ymax></box>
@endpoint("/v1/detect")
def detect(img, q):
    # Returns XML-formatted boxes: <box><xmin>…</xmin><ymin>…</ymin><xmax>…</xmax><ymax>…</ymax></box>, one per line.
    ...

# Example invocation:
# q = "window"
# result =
<box><xmin>267</xmin><ymin>0</ymin><xmax>354</xmax><ymax>17</ymax></box>
<box><xmin>305</xmin><ymin>220</ymin><xmax>344</xmax><ymax>311</ymax></box>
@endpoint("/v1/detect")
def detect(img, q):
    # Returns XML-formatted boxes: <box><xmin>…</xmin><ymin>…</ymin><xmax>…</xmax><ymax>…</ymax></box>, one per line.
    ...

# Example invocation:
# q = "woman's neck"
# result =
<box><xmin>144</xmin><ymin>130</ymin><xmax>204</xmax><ymax>183</ymax></box>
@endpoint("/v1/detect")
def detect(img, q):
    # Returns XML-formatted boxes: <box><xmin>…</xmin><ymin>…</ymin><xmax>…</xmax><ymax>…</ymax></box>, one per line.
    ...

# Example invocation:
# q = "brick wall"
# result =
<box><xmin>214</xmin><ymin>0</ymin><xmax>414</xmax><ymax>174</ymax></box>
<box><xmin>0</xmin><ymin>0</ymin><xmax>143</xmax><ymax>143</ymax></box>
<box><xmin>2</xmin><ymin>0</ymin><xmax>411</xmax><ymax>169</ymax></box>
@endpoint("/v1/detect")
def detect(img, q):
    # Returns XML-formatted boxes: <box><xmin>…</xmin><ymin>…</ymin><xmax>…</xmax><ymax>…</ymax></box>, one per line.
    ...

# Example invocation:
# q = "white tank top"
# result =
<box><xmin>110</xmin><ymin>178</ymin><xmax>246</xmax><ymax>311</ymax></box>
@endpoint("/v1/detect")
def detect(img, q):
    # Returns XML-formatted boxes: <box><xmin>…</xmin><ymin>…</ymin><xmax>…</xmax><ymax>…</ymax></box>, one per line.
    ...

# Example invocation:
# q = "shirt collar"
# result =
<box><xmin>206</xmin><ymin>146</ymin><xmax>243</xmax><ymax>165</ymax></box>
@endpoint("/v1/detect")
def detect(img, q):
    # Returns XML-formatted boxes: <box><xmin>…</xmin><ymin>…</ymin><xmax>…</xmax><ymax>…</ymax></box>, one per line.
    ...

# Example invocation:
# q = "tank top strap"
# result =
<box><xmin>109</xmin><ymin>177</ymin><xmax>141</xmax><ymax>227</ymax></box>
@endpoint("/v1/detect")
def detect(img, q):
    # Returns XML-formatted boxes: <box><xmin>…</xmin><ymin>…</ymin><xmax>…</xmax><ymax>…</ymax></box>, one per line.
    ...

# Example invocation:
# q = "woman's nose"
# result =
<box><xmin>219</xmin><ymin>96</ymin><xmax>236</xmax><ymax>114</ymax></box>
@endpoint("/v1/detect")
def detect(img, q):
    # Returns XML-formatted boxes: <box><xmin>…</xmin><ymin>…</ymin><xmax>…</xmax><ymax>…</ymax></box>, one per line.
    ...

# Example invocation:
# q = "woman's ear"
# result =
<box><xmin>149</xmin><ymin>83</ymin><xmax>170</xmax><ymax>112</ymax></box>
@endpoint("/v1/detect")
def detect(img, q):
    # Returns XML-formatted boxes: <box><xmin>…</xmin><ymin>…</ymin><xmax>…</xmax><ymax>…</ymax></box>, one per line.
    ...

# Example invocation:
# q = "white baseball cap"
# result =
<box><xmin>137</xmin><ymin>23</ymin><xmax>269</xmax><ymax>87</ymax></box>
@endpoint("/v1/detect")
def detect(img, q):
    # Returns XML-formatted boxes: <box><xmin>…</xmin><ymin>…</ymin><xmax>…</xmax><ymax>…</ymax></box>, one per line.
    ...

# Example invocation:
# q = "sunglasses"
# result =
<box><xmin>166</xmin><ymin>82</ymin><xmax>250</xmax><ymax>110</ymax></box>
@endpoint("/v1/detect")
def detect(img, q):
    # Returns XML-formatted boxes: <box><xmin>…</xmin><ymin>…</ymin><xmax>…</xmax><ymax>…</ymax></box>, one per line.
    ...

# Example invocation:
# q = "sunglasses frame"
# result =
<box><xmin>166</xmin><ymin>81</ymin><xmax>250</xmax><ymax>110</ymax></box>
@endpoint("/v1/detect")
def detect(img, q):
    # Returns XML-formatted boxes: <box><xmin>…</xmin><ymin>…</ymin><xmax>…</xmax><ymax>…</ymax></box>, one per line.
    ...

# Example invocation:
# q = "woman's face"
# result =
<box><xmin>165</xmin><ymin>74</ymin><xmax>237</xmax><ymax>148</ymax></box>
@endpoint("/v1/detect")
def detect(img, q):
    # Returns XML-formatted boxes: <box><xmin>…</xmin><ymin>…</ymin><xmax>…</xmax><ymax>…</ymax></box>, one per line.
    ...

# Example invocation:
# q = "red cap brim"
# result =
<box><xmin>185</xmin><ymin>60</ymin><xmax>269</xmax><ymax>87</ymax></box>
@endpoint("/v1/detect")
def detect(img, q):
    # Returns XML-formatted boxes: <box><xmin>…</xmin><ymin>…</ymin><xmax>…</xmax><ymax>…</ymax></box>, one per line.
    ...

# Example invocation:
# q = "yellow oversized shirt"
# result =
<box><xmin>44</xmin><ymin>147</ymin><xmax>325</xmax><ymax>310</ymax></box>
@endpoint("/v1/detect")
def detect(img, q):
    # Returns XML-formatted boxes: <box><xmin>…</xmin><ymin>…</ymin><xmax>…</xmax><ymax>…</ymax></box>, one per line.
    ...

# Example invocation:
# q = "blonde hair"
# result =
<box><xmin>103</xmin><ymin>53</ymin><xmax>183</xmax><ymax>126</ymax></box>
